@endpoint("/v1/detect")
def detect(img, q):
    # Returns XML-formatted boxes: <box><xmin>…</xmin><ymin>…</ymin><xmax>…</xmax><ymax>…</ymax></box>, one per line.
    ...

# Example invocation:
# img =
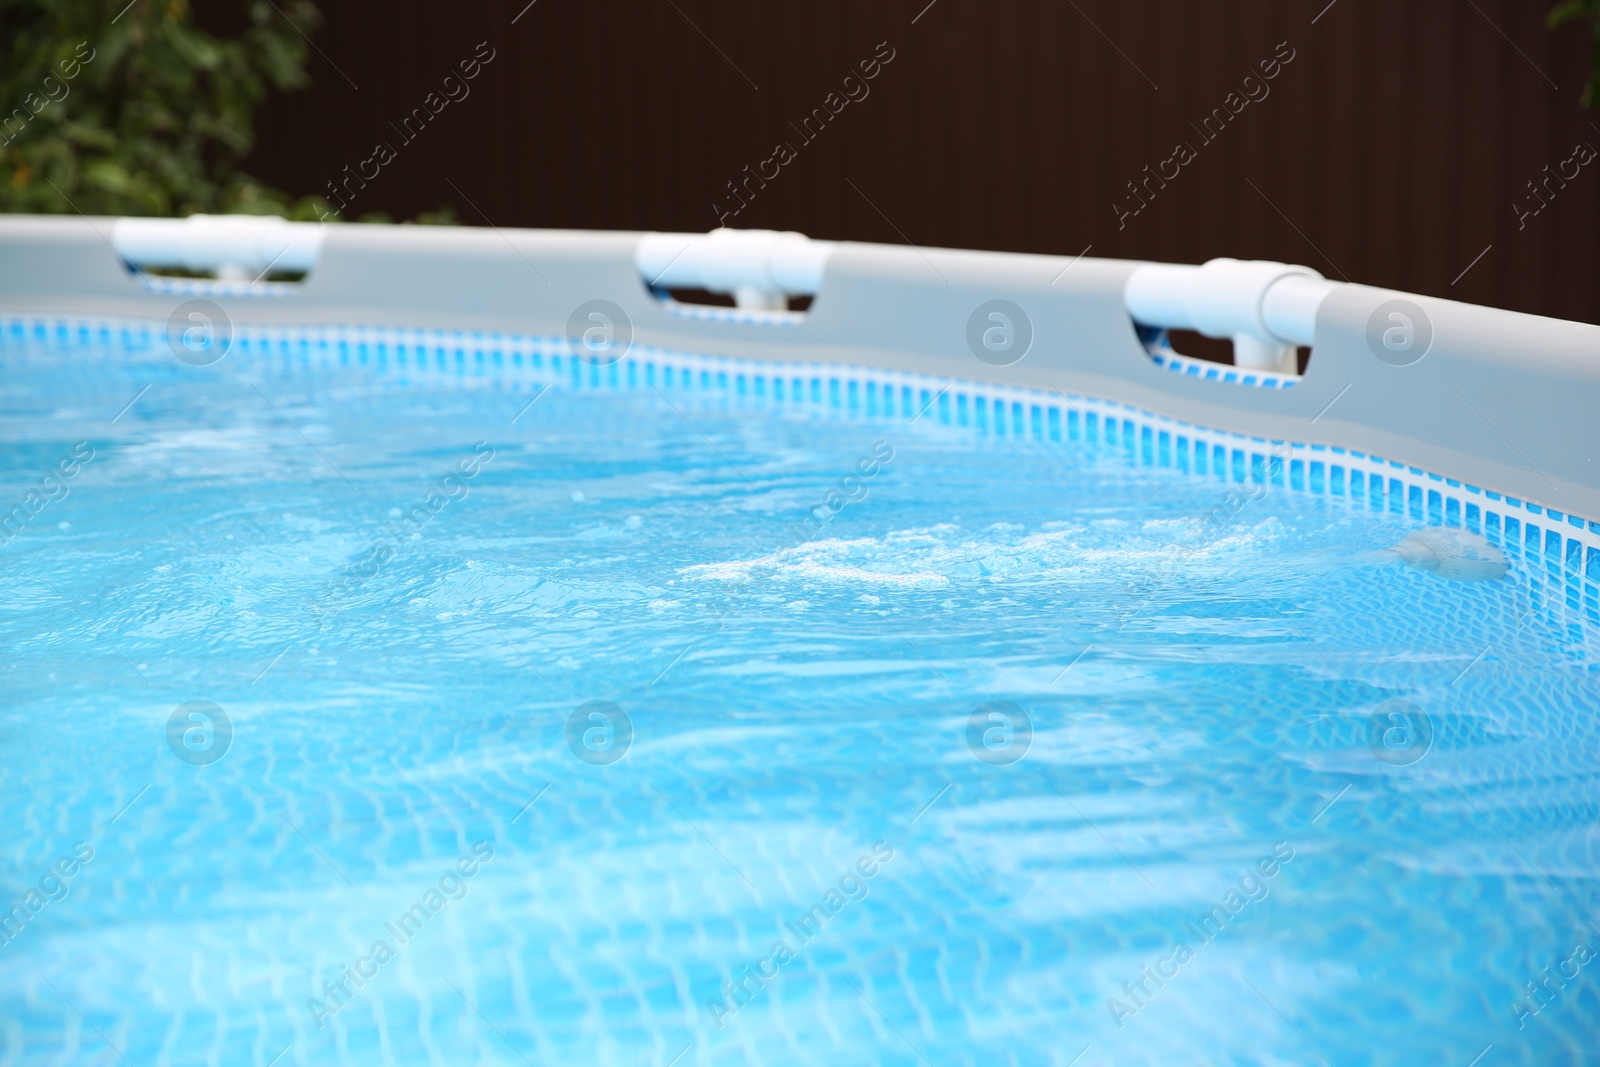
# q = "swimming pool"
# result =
<box><xmin>2</xmin><ymin>218</ymin><xmax>1599</xmax><ymax>1066</ymax></box>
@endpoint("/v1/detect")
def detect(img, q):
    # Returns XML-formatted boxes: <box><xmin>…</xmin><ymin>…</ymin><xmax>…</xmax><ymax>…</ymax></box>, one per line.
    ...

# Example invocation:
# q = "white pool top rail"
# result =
<box><xmin>2</xmin><ymin>214</ymin><xmax>1596</xmax><ymax>519</ymax></box>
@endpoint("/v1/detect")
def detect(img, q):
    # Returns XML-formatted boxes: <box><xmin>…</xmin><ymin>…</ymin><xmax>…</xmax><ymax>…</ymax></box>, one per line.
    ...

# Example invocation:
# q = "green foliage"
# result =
<box><xmin>1550</xmin><ymin>0</ymin><xmax>1600</xmax><ymax>108</ymax></box>
<box><xmin>0</xmin><ymin>0</ymin><xmax>336</xmax><ymax>217</ymax></box>
<box><xmin>1</xmin><ymin>1</ymin><xmax>456</xmax><ymax>222</ymax></box>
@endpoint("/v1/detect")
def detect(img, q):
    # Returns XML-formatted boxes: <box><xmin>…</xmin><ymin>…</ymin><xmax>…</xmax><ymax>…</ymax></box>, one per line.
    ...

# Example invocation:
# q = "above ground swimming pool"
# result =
<box><xmin>1</xmin><ymin>218</ymin><xmax>1598</xmax><ymax>1066</ymax></box>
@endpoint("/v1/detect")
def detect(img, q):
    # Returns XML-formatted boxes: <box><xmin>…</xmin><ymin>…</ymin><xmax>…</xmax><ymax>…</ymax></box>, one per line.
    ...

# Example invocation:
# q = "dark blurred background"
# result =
<box><xmin>210</xmin><ymin>1</ymin><xmax>1597</xmax><ymax>325</ymax></box>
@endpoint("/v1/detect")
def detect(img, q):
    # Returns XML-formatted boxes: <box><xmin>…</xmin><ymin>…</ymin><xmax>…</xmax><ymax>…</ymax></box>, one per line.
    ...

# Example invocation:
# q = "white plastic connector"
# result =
<box><xmin>111</xmin><ymin>214</ymin><xmax>324</xmax><ymax>280</ymax></box>
<box><xmin>1260</xmin><ymin>273</ymin><xmax>1340</xmax><ymax>347</ymax></box>
<box><xmin>1125</xmin><ymin>257</ymin><xmax>1337</xmax><ymax>373</ymax></box>
<box><xmin>636</xmin><ymin>228</ymin><xmax>837</xmax><ymax>310</ymax></box>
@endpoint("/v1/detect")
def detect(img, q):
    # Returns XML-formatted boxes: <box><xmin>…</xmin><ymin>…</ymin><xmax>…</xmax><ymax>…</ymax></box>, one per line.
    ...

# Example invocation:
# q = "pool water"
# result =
<box><xmin>1</xmin><ymin>325</ymin><xmax>1598</xmax><ymax>1066</ymax></box>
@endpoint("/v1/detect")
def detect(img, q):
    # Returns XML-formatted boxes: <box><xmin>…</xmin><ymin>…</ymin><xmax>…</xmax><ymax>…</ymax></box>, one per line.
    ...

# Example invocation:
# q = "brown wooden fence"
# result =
<box><xmin>234</xmin><ymin>0</ymin><xmax>1600</xmax><ymax>325</ymax></box>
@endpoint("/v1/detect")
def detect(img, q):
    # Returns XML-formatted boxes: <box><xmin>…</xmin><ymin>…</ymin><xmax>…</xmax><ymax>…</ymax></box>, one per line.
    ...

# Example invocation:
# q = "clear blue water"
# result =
<box><xmin>2</xmin><ymin>327</ymin><xmax>1599</xmax><ymax>1066</ymax></box>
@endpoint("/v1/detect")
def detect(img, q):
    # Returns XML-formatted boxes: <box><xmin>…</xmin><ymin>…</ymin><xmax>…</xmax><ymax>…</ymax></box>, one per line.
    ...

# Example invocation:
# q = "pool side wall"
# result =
<box><xmin>0</xmin><ymin>215</ymin><xmax>1596</xmax><ymax>519</ymax></box>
